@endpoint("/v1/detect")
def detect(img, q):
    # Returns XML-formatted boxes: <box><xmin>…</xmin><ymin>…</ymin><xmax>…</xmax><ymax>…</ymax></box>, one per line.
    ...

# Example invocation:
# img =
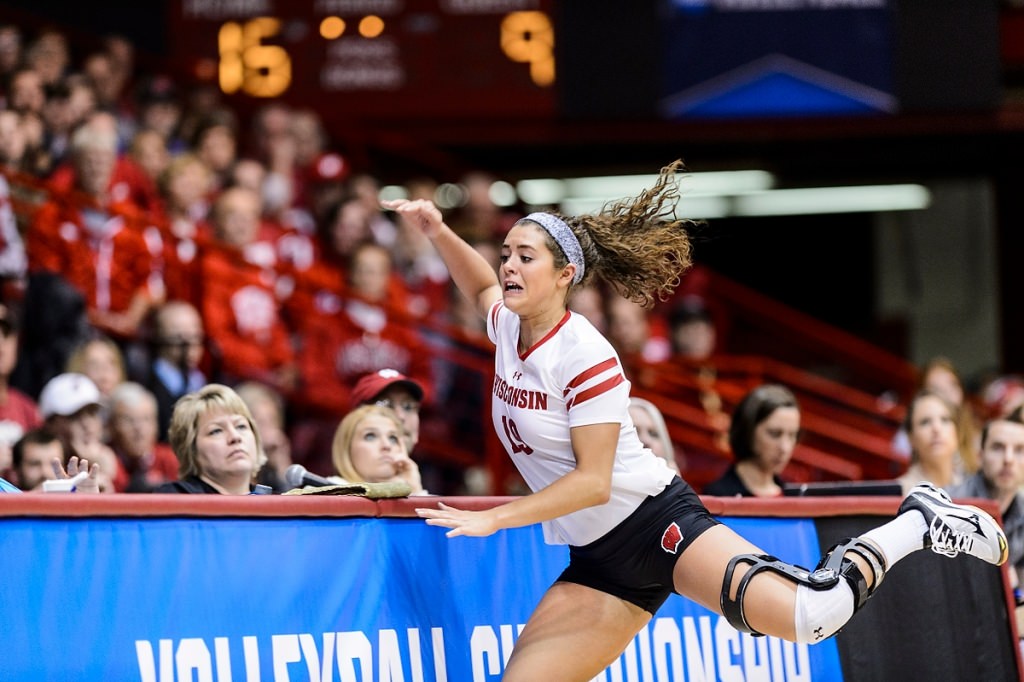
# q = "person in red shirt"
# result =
<box><xmin>152</xmin><ymin>153</ymin><xmax>214</xmax><ymax>308</ymax></box>
<box><xmin>199</xmin><ymin>186</ymin><xmax>295</xmax><ymax>394</ymax></box>
<box><xmin>297</xmin><ymin>240</ymin><xmax>431</xmax><ymax>415</ymax></box>
<box><xmin>46</xmin><ymin>111</ymin><xmax>162</xmax><ymax>217</ymax></box>
<box><xmin>27</xmin><ymin>114</ymin><xmax>162</xmax><ymax>340</ymax></box>
<box><xmin>289</xmin><ymin>242</ymin><xmax>432</xmax><ymax>473</ymax></box>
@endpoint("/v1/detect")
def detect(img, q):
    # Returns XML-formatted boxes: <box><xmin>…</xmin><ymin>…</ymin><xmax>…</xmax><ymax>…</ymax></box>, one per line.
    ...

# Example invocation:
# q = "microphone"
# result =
<box><xmin>284</xmin><ymin>464</ymin><xmax>335</xmax><ymax>489</ymax></box>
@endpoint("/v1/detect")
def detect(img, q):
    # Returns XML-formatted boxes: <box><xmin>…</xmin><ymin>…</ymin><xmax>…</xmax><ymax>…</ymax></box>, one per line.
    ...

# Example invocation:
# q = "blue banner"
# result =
<box><xmin>0</xmin><ymin>513</ymin><xmax>840</xmax><ymax>680</ymax></box>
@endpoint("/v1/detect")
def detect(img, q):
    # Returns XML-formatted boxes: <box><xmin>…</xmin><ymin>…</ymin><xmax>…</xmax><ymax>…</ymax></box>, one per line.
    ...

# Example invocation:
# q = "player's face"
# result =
<box><xmin>500</xmin><ymin>224</ymin><xmax>564</xmax><ymax>312</ymax></box>
<box><xmin>349</xmin><ymin>413</ymin><xmax>407</xmax><ymax>482</ymax></box>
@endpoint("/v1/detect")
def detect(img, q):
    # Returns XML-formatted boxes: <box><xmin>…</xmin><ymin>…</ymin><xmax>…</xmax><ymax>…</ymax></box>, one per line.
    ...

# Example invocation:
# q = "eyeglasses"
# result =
<box><xmin>375</xmin><ymin>398</ymin><xmax>420</xmax><ymax>414</ymax></box>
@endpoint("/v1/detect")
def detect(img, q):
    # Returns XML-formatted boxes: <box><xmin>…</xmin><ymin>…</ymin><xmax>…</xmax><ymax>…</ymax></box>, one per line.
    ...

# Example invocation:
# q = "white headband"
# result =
<box><xmin>516</xmin><ymin>212</ymin><xmax>585</xmax><ymax>284</ymax></box>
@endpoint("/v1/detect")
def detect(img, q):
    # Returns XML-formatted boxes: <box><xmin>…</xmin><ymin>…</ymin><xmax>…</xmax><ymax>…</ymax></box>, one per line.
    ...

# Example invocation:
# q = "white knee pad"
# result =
<box><xmin>794</xmin><ymin>581</ymin><xmax>855</xmax><ymax>644</ymax></box>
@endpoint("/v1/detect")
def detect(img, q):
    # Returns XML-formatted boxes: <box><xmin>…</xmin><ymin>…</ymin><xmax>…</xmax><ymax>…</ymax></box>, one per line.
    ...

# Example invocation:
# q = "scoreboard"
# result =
<box><xmin>167</xmin><ymin>0</ymin><xmax>556</xmax><ymax>122</ymax></box>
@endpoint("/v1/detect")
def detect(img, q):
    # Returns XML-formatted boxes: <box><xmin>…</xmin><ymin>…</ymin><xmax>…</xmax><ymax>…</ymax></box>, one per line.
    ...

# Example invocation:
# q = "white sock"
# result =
<box><xmin>861</xmin><ymin>510</ymin><xmax>929</xmax><ymax>568</ymax></box>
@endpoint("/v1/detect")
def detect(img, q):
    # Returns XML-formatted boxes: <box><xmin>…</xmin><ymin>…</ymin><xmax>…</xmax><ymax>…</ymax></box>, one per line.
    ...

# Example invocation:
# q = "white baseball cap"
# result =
<box><xmin>38</xmin><ymin>373</ymin><xmax>103</xmax><ymax>419</ymax></box>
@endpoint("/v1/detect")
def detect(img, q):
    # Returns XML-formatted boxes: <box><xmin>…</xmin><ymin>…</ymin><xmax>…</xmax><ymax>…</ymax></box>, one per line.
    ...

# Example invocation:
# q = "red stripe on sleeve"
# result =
<box><xmin>566</xmin><ymin>374</ymin><xmax>624</xmax><ymax>410</ymax></box>
<box><xmin>563</xmin><ymin>357</ymin><xmax>618</xmax><ymax>396</ymax></box>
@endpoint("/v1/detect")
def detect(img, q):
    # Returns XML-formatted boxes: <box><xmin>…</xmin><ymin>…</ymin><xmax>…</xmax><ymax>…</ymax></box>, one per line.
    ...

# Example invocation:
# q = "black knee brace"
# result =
<box><xmin>812</xmin><ymin>537</ymin><xmax>888</xmax><ymax>610</ymax></box>
<box><xmin>720</xmin><ymin>539</ymin><xmax>887</xmax><ymax>637</ymax></box>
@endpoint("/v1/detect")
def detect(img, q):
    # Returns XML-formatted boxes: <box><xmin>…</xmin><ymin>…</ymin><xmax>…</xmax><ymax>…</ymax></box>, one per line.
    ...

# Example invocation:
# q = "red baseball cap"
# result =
<box><xmin>350</xmin><ymin>369</ymin><xmax>424</xmax><ymax>409</ymax></box>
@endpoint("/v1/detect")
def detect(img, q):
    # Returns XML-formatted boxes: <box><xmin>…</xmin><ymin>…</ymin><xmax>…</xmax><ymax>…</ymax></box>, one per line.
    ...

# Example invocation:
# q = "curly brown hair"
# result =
<box><xmin>538</xmin><ymin>159</ymin><xmax>697</xmax><ymax>308</ymax></box>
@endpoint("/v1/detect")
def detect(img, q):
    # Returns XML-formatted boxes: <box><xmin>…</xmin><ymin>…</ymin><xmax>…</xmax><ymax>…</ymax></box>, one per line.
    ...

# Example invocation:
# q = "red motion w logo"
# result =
<box><xmin>502</xmin><ymin>416</ymin><xmax>533</xmax><ymax>455</ymax></box>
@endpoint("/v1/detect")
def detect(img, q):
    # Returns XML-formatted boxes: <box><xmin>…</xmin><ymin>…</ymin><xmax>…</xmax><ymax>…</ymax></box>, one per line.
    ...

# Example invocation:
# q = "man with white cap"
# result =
<box><xmin>38</xmin><ymin>372</ymin><xmax>118</xmax><ymax>492</ymax></box>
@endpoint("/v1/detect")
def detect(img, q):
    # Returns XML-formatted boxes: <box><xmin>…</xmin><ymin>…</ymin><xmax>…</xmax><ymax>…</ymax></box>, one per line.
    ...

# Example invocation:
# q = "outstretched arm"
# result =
<box><xmin>381</xmin><ymin>198</ymin><xmax>502</xmax><ymax>318</ymax></box>
<box><xmin>416</xmin><ymin>422</ymin><xmax>619</xmax><ymax>536</ymax></box>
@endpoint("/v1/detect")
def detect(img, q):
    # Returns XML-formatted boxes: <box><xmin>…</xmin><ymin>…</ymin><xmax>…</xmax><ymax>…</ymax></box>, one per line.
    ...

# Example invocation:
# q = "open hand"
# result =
<box><xmin>416</xmin><ymin>501</ymin><xmax>498</xmax><ymax>538</ymax></box>
<box><xmin>380</xmin><ymin>199</ymin><xmax>443</xmax><ymax>238</ymax></box>
<box><xmin>51</xmin><ymin>456</ymin><xmax>102</xmax><ymax>494</ymax></box>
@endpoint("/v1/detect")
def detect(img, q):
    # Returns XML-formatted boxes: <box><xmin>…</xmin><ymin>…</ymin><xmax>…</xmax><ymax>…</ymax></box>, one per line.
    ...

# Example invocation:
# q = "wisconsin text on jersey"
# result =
<box><xmin>492</xmin><ymin>375</ymin><xmax>549</xmax><ymax>410</ymax></box>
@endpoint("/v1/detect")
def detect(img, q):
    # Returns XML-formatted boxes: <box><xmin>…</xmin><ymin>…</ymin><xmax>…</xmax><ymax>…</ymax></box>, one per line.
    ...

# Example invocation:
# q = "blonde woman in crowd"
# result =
<box><xmin>329</xmin><ymin>404</ymin><xmax>427</xmax><ymax>495</ymax></box>
<box><xmin>154</xmin><ymin>383</ymin><xmax>270</xmax><ymax>495</ymax></box>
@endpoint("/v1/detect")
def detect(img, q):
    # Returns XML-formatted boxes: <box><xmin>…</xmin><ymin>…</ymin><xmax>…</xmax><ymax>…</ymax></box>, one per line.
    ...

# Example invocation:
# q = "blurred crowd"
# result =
<box><xmin>1</xmin><ymin>24</ymin><xmax>1022</xmax><ymax>502</ymax></box>
<box><xmin>0</xmin><ymin>24</ymin><xmax>723</xmax><ymax>495</ymax></box>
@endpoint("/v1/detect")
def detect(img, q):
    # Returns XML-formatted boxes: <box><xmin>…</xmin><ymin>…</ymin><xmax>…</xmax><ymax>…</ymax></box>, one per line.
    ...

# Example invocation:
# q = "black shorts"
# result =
<box><xmin>556</xmin><ymin>476</ymin><xmax>720</xmax><ymax>614</ymax></box>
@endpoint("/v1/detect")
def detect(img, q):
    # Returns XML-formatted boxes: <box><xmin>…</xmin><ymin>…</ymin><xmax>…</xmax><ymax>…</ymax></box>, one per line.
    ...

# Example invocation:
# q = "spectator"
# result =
<box><xmin>64</xmin><ymin>74</ymin><xmax>97</xmax><ymax>126</ymax></box>
<box><xmin>82</xmin><ymin>52</ymin><xmax>123</xmax><ymax>128</ymax></box>
<box><xmin>892</xmin><ymin>356</ymin><xmax>981</xmax><ymax>475</ymax></box>
<box><xmin>350</xmin><ymin>369</ymin><xmax>425</xmax><ymax>454</ymax></box>
<box><xmin>7</xmin><ymin>426</ymin><xmax>101</xmax><ymax>493</ymax></box>
<box><xmin>328</xmin><ymin>404</ymin><xmax>427</xmax><ymax>495</ymax></box>
<box><xmin>7</xmin><ymin>68</ymin><xmax>45</xmax><ymax>116</ymax></box>
<box><xmin>235</xmin><ymin>381</ymin><xmax>292</xmax><ymax>493</ymax></box>
<box><xmin>0</xmin><ymin>304</ymin><xmax>41</xmax><ymax>478</ymax></box>
<box><xmin>0</xmin><ymin>108</ymin><xmax>28</xmax><ymax>170</ymax></box>
<box><xmin>134</xmin><ymin>73</ymin><xmax>186</xmax><ymax>154</ymax></box>
<box><xmin>189</xmin><ymin>108</ymin><xmax>238</xmax><ymax>196</ymax></box>
<box><xmin>948</xmin><ymin>406</ymin><xmax>1024</xmax><ymax>588</ymax></box>
<box><xmin>37</xmin><ymin>80</ymin><xmax>78</xmax><ymax>174</ymax></box>
<box><xmin>606</xmin><ymin>293</ymin><xmax>671</xmax><ymax>365</ymax></box>
<box><xmin>703</xmin><ymin>384</ymin><xmax>800</xmax><ymax>497</ymax></box>
<box><xmin>154</xmin><ymin>383</ymin><xmax>270</xmax><ymax>495</ymax></box>
<box><xmin>978</xmin><ymin>373</ymin><xmax>1024</xmax><ymax>422</ymax></box>
<box><xmin>247</xmin><ymin>101</ymin><xmax>292</xmax><ymax>170</ymax></box>
<box><xmin>0</xmin><ymin>25</ymin><xmax>23</xmax><ymax>86</ymax></box>
<box><xmin>568</xmin><ymin>282</ymin><xmax>607</xmax><ymax>335</ymax></box>
<box><xmin>27</xmin><ymin>113</ymin><xmax>163</xmax><ymax>340</ymax></box>
<box><xmin>300</xmin><ymin>150</ymin><xmax>349</xmax><ymax>233</ymax></box>
<box><xmin>664</xmin><ymin>296</ymin><xmax>728</xmax><ymax>449</ymax></box>
<box><xmin>628</xmin><ymin>397</ymin><xmax>681</xmax><ymax>474</ymax></box>
<box><xmin>107</xmin><ymin>382</ymin><xmax>179</xmax><ymax>492</ymax></box>
<box><xmin>0</xmin><ymin>112</ymin><xmax>28</xmax><ymax>291</ymax></box>
<box><xmin>65</xmin><ymin>334</ymin><xmax>126</xmax><ymax>404</ymax></box>
<box><xmin>668</xmin><ymin>296</ymin><xmax>717</xmax><ymax>361</ymax></box>
<box><xmin>348</xmin><ymin>172</ymin><xmax>397</xmax><ymax>247</ymax></box>
<box><xmin>229</xmin><ymin>156</ymin><xmax>315</xmax><ymax>274</ymax></box>
<box><xmin>199</xmin><ymin>186</ymin><xmax>296</xmax><ymax>393</ymax></box>
<box><xmin>896</xmin><ymin>388</ymin><xmax>963</xmax><ymax>495</ymax></box>
<box><xmin>23</xmin><ymin>29</ymin><xmax>69</xmax><ymax>87</ymax></box>
<box><xmin>9</xmin><ymin>426</ymin><xmax>62</xmax><ymax>490</ymax></box>
<box><xmin>37</xmin><ymin>372</ymin><xmax>118</xmax><ymax>492</ymax></box>
<box><xmin>296</xmin><ymin>241</ymin><xmax>429</xmax><ymax>419</ymax></box>
<box><xmin>45</xmin><ymin>109</ymin><xmax>161</xmax><ymax>213</ymax></box>
<box><xmin>154</xmin><ymin>153</ymin><xmax>213</xmax><ymax>306</ymax></box>
<box><xmin>128</xmin><ymin>129</ymin><xmax>169</xmax><ymax>192</ymax></box>
<box><xmin>132</xmin><ymin>299</ymin><xmax>207</xmax><ymax>442</ymax></box>
<box><xmin>288</xmin><ymin>109</ymin><xmax>342</xmax><ymax>232</ymax></box>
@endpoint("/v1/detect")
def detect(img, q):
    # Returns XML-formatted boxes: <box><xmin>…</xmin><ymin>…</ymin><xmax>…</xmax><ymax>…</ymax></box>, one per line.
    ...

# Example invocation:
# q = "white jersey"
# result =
<box><xmin>486</xmin><ymin>301</ymin><xmax>676</xmax><ymax>546</ymax></box>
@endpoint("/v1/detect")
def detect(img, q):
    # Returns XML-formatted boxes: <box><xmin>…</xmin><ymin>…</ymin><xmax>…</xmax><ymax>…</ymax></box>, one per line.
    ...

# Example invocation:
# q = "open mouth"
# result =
<box><xmin>504</xmin><ymin>282</ymin><xmax>523</xmax><ymax>292</ymax></box>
